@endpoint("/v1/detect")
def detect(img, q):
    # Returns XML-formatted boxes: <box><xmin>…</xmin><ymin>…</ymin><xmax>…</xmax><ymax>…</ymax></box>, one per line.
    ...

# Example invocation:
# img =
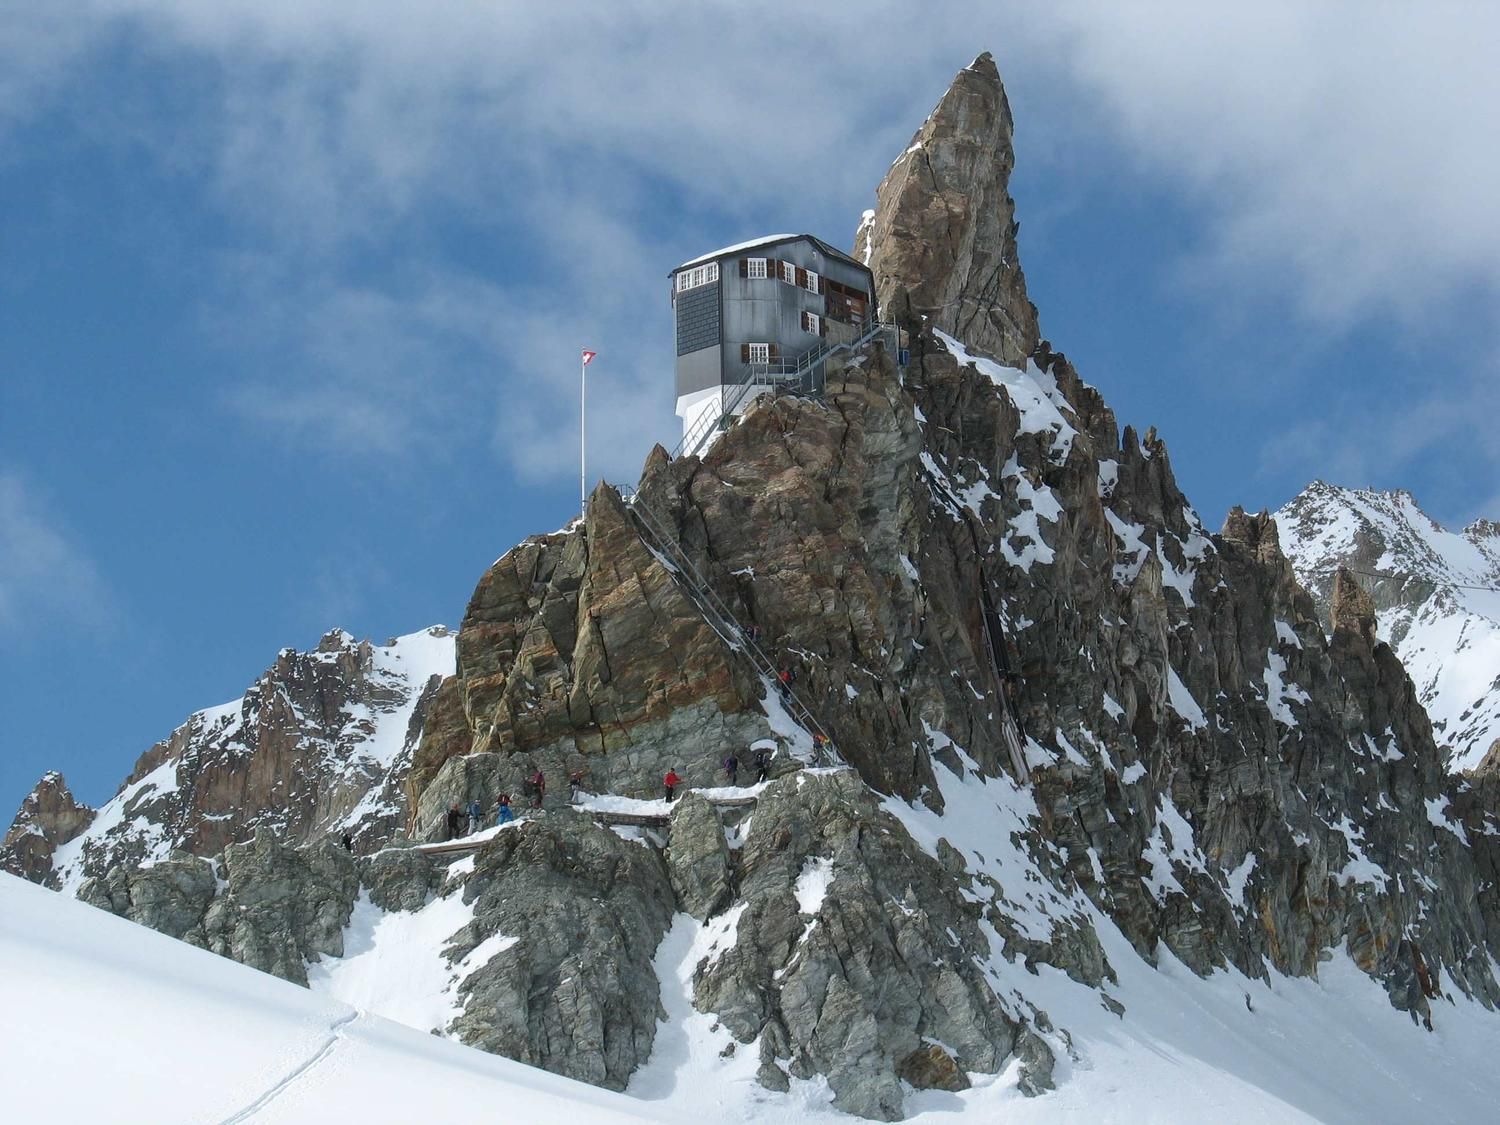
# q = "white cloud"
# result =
<box><xmin>1035</xmin><ymin>1</ymin><xmax>1500</xmax><ymax>324</ymax></box>
<box><xmin>0</xmin><ymin>472</ymin><xmax>110</xmax><ymax>631</ymax></box>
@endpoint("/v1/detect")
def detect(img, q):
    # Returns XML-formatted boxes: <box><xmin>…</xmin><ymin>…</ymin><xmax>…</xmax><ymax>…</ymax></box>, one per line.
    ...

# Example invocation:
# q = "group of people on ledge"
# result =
<box><xmin>441</xmin><ymin>741</ymin><xmax>802</xmax><ymax>839</ymax></box>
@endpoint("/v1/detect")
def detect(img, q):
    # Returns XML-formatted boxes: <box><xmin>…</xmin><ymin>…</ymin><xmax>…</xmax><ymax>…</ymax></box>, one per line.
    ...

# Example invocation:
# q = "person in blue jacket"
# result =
<box><xmin>467</xmin><ymin>797</ymin><xmax>483</xmax><ymax>835</ymax></box>
<box><xmin>495</xmin><ymin>793</ymin><xmax>515</xmax><ymax>825</ymax></box>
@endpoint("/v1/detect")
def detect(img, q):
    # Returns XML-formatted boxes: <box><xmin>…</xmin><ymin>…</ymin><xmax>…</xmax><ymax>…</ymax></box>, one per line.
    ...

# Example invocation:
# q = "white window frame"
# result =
<box><xmin>803</xmin><ymin>269</ymin><xmax>819</xmax><ymax>294</ymax></box>
<box><xmin>803</xmin><ymin>312</ymin><xmax>821</xmax><ymax>335</ymax></box>
<box><xmin>746</xmin><ymin>257</ymin><xmax>767</xmax><ymax>279</ymax></box>
<box><xmin>781</xmin><ymin>260</ymin><xmax>797</xmax><ymax>284</ymax></box>
<box><xmin>676</xmin><ymin>261</ymin><xmax>720</xmax><ymax>293</ymax></box>
<box><xmin>747</xmin><ymin>342</ymin><xmax>770</xmax><ymax>364</ymax></box>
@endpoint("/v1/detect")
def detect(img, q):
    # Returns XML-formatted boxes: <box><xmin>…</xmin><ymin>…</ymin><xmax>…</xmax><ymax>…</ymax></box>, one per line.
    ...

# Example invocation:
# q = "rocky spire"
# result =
<box><xmin>0</xmin><ymin>772</ymin><xmax>93</xmax><ymax>883</ymax></box>
<box><xmin>1331</xmin><ymin>565</ymin><xmax>1378</xmax><ymax>647</ymax></box>
<box><xmin>856</xmin><ymin>52</ymin><xmax>1040</xmax><ymax>367</ymax></box>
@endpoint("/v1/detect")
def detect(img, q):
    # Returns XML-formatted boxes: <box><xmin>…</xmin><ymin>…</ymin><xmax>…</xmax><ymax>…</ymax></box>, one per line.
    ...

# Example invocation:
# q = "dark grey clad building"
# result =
<box><xmin>671</xmin><ymin>234</ymin><xmax>876</xmax><ymax>442</ymax></box>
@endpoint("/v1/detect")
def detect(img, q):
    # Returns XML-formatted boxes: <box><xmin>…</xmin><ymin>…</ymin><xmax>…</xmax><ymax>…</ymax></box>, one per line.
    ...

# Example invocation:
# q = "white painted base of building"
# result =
<box><xmin>674</xmin><ymin>383</ymin><xmax>776</xmax><ymax>452</ymax></box>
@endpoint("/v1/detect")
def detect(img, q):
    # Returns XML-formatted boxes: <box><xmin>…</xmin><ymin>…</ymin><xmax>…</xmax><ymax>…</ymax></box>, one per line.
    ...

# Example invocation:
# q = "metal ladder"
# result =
<box><xmin>672</xmin><ymin>317</ymin><xmax>899</xmax><ymax>463</ymax></box>
<box><xmin>619</xmin><ymin>492</ymin><xmax>839</xmax><ymax>765</ymax></box>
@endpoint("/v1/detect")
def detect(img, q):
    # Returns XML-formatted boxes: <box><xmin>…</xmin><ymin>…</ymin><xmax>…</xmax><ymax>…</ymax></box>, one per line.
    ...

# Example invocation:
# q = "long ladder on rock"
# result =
<box><xmin>923</xmin><ymin>467</ymin><xmax>1031</xmax><ymax>782</ymax></box>
<box><xmin>672</xmin><ymin>316</ymin><xmax>900</xmax><ymax>463</ymax></box>
<box><xmin>622</xmin><ymin>494</ymin><xmax>839</xmax><ymax>765</ymax></box>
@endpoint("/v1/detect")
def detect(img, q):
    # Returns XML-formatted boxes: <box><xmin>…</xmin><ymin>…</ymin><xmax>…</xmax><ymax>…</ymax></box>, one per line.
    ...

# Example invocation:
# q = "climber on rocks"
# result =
<box><xmin>777</xmin><ymin>667</ymin><xmax>796</xmax><ymax>702</ymax></box>
<box><xmin>495</xmin><ymin>793</ymin><xmax>514</xmax><ymax>826</ymax></box>
<box><xmin>445</xmin><ymin>803</ymin><xmax>464</xmax><ymax>840</ymax></box>
<box><xmin>664</xmin><ymin>768</ymin><xmax>682</xmax><ymax>802</ymax></box>
<box><xmin>467</xmin><ymin>797</ymin><xmax>482</xmax><ymax>835</ymax></box>
<box><xmin>528</xmin><ymin>769</ymin><xmax>546</xmax><ymax>809</ymax></box>
<box><xmin>568</xmin><ymin>769</ymin><xmax>587</xmax><ymax>803</ymax></box>
<box><xmin>755</xmin><ymin>745</ymin><xmax>773</xmax><ymax>784</ymax></box>
<box><xmin>723</xmin><ymin>753</ymin><xmax>739</xmax><ymax>785</ymax></box>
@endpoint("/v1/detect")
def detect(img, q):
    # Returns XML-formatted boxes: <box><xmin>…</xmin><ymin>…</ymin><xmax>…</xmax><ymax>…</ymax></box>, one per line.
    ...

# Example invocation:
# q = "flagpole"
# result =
<box><xmin>580</xmin><ymin>351</ymin><xmax>587</xmax><ymax>517</ymax></box>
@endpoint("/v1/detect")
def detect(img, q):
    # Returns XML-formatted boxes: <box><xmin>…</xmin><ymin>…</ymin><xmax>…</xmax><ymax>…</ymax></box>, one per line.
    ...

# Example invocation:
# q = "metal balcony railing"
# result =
<box><xmin>670</xmin><ymin>316</ymin><xmax>900</xmax><ymax>463</ymax></box>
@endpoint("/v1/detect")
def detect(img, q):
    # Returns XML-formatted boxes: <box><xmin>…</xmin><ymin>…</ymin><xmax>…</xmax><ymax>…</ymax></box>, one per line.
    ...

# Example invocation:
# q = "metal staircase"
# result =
<box><xmin>619</xmin><ymin>492</ymin><xmax>839</xmax><ymax>765</ymax></box>
<box><xmin>671</xmin><ymin>316</ymin><xmax>899</xmax><ymax>463</ymax></box>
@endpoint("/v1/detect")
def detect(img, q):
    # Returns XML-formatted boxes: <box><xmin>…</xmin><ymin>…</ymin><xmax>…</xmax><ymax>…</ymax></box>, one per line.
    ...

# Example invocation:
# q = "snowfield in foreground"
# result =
<box><xmin>0</xmin><ymin>874</ymin><xmax>656</xmax><ymax>1124</ymax></box>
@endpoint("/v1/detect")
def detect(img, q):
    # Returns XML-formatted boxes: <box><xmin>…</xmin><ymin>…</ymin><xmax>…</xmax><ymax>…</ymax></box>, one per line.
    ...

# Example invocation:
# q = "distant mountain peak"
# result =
<box><xmin>1276</xmin><ymin>481</ymin><xmax>1500</xmax><ymax>770</ymax></box>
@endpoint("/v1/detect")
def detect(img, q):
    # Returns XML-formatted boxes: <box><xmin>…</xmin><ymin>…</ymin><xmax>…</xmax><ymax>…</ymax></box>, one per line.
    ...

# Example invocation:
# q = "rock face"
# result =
<box><xmin>691</xmin><ymin>772</ymin><xmax>1048</xmax><ymax>1120</ymax></box>
<box><xmin>405</xmin><ymin>489</ymin><xmax>787</xmax><ymax>840</ymax></box>
<box><xmin>1276</xmin><ymin>481</ymin><xmax>1500</xmax><ymax>770</ymax></box>
<box><xmin>3</xmin><ymin>627</ymin><xmax>454</xmax><ymax>890</ymax></box>
<box><xmin>0</xmin><ymin>772</ymin><xmax>93</xmax><ymax>883</ymax></box>
<box><xmin>78</xmin><ymin>829</ymin><xmax>359</xmax><ymax>985</ymax></box>
<box><xmin>665</xmin><ymin>792</ymin><xmax>733</xmax><ymax>920</ymax></box>
<box><xmin>857</xmin><ymin>51</ymin><xmax>1039</xmax><ymax>368</ymax></box>
<box><xmin>448</xmin><ymin>814</ymin><xmax>677</xmax><ymax>1090</ymax></box>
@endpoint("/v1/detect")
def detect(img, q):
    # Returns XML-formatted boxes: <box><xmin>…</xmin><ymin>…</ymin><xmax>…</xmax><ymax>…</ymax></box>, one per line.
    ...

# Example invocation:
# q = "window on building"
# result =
<box><xmin>676</xmin><ymin>261</ymin><xmax>720</xmax><ymax>293</ymax></box>
<box><xmin>802</xmin><ymin>311</ymin><xmax>822</xmax><ymax>335</ymax></box>
<box><xmin>803</xmin><ymin>269</ymin><xmax>819</xmax><ymax>294</ymax></box>
<box><xmin>781</xmin><ymin>260</ymin><xmax>797</xmax><ymax>284</ymax></box>
<box><xmin>747</xmin><ymin>342</ymin><xmax>770</xmax><ymax>364</ymax></box>
<box><xmin>745</xmin><ymin>257</ymin><xmax>767</xmax><ymax>279</ymax></box>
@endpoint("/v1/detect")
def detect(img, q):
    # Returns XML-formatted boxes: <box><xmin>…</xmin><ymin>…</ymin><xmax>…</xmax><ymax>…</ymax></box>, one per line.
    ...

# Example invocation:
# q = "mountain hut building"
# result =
<box><xmin>670</xmin><ymin>234</ymin><xmax>877</xmax><ymax>446</ymax></box>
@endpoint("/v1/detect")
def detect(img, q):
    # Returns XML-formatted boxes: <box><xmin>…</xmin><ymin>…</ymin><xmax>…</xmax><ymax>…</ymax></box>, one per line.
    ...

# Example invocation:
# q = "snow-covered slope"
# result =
<box><xmin>0</xmin><ymin>871</ymin><xmax>659</xmax><ymax>1124</ymax></box>
<box><xmin>1275</xmin><ymin>482</ymin><xmax>1500</xmax><ymax>771</ymax></box>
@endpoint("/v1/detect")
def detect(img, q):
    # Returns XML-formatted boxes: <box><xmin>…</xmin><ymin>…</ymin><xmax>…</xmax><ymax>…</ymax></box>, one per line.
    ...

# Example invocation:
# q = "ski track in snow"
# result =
<box><xmin>219</xmin><ymin>1010</ymin><xmax>362</xmax><ymax>1123</ymax></box>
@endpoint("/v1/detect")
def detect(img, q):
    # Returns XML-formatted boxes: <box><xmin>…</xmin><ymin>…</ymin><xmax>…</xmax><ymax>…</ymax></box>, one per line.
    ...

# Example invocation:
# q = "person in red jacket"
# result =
<box><xmin>664</xmin><ymin>768</ymin><xmax>682</xmax><ymax>802</ymax></box>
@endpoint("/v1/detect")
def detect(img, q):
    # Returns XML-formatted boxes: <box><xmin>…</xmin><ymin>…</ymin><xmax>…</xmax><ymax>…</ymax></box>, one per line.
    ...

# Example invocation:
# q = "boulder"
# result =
<box><xmin>666</xmin><ymin>791</ymin><xmax>733</xmax><ymax>920</ymax></box>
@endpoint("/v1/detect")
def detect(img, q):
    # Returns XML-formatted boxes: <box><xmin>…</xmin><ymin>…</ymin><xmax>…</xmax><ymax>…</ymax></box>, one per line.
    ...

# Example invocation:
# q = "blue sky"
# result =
<box><xmin>4</xmin><ymin>2</ymin><xmax>1499</xmax><ymax>819</ymax></box>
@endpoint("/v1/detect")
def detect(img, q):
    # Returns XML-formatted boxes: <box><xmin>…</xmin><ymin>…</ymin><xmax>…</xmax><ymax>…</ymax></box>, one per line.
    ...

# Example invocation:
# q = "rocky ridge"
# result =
<box><xmin>1276</xmin><ymin>481</ymin><xmax>1500</xmax><ymax>771</ymax></box>
<box><xmin>2</xmin><ymin>626</ymin><xmax>454</xmax><ymax>891</ymax></box>
<box><xmin>10</xmin><ymin>52</ymin><xmax>1500</xmax><ymax>1122</ymax></box>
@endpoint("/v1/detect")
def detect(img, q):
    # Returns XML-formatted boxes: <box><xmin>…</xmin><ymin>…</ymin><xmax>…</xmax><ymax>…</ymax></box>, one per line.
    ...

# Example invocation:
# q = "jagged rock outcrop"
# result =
<box><xmin>447</xmin><ymin>813</ymin><xmax>677</xmax><ymax>1090</ymax></box>
<box><xmin>692</xmin><ymin>771</ymin><xmax>1049</xmax><ymax>1120</ymax></box>
<box><xmin>857</xmin><ymin>51</ymin><xmax>1039</xmax><ymax>368</ymax></box>
<box><xmin>1331</xmin><ymin>565</ymin><xmax>1379</xmax><ymax>645</ymax></box>
<box><xmin>1276</xmin><ymin>481</ymin><xmax>1500</xmax><ymax>770</ymax></box>
<box><xmin>406</xmin><ymin>494</ymin><xmax>777</xmax><ymax>838</ymax></box>
<box><xmin>78</xmin><ymin>849</ymin><xmax>217</xmax><ymax>941</ymax></box>
<box><xmin>4</xmin><ymin>627</ymin><xmax>453</xmax><ymax>890</ymax></box>
<box><xmin>79</xmin><ymin>829</ymin><xmax>359</xmax><ymax>985</ymax></box>
<box><xmin>364</xmin><ymin>843</ymin><xmax>440</xmax><ymax>912</ymax></box>
<box><xmin>0</xmin><ymin>772</ymin><xmax>92</xmax><ymax>883</ymax></box>
<box><xmin>665</xmin><ymin>791</ymin><xmax>733</xmax><ymax>920</ymax></box>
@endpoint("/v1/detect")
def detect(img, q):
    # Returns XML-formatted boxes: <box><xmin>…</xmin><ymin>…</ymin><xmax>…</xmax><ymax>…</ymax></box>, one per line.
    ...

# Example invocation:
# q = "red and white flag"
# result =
<box><xmin>581</xmin><ymin>349</ymin><xmax>597</xmax><ymax>366</ymax></box>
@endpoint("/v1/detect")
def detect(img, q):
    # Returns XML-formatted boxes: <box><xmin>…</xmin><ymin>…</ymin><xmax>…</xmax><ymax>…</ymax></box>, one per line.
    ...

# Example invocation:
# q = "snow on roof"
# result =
<box><xmin>671</xmin><ymin>233</ymin><xmax>872</xmax><ymax>276</ymax></box>
<box><xmin>673</xmin><ymin>235</ymin><xmax>799</xmax><ymax>272</ymax></box>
